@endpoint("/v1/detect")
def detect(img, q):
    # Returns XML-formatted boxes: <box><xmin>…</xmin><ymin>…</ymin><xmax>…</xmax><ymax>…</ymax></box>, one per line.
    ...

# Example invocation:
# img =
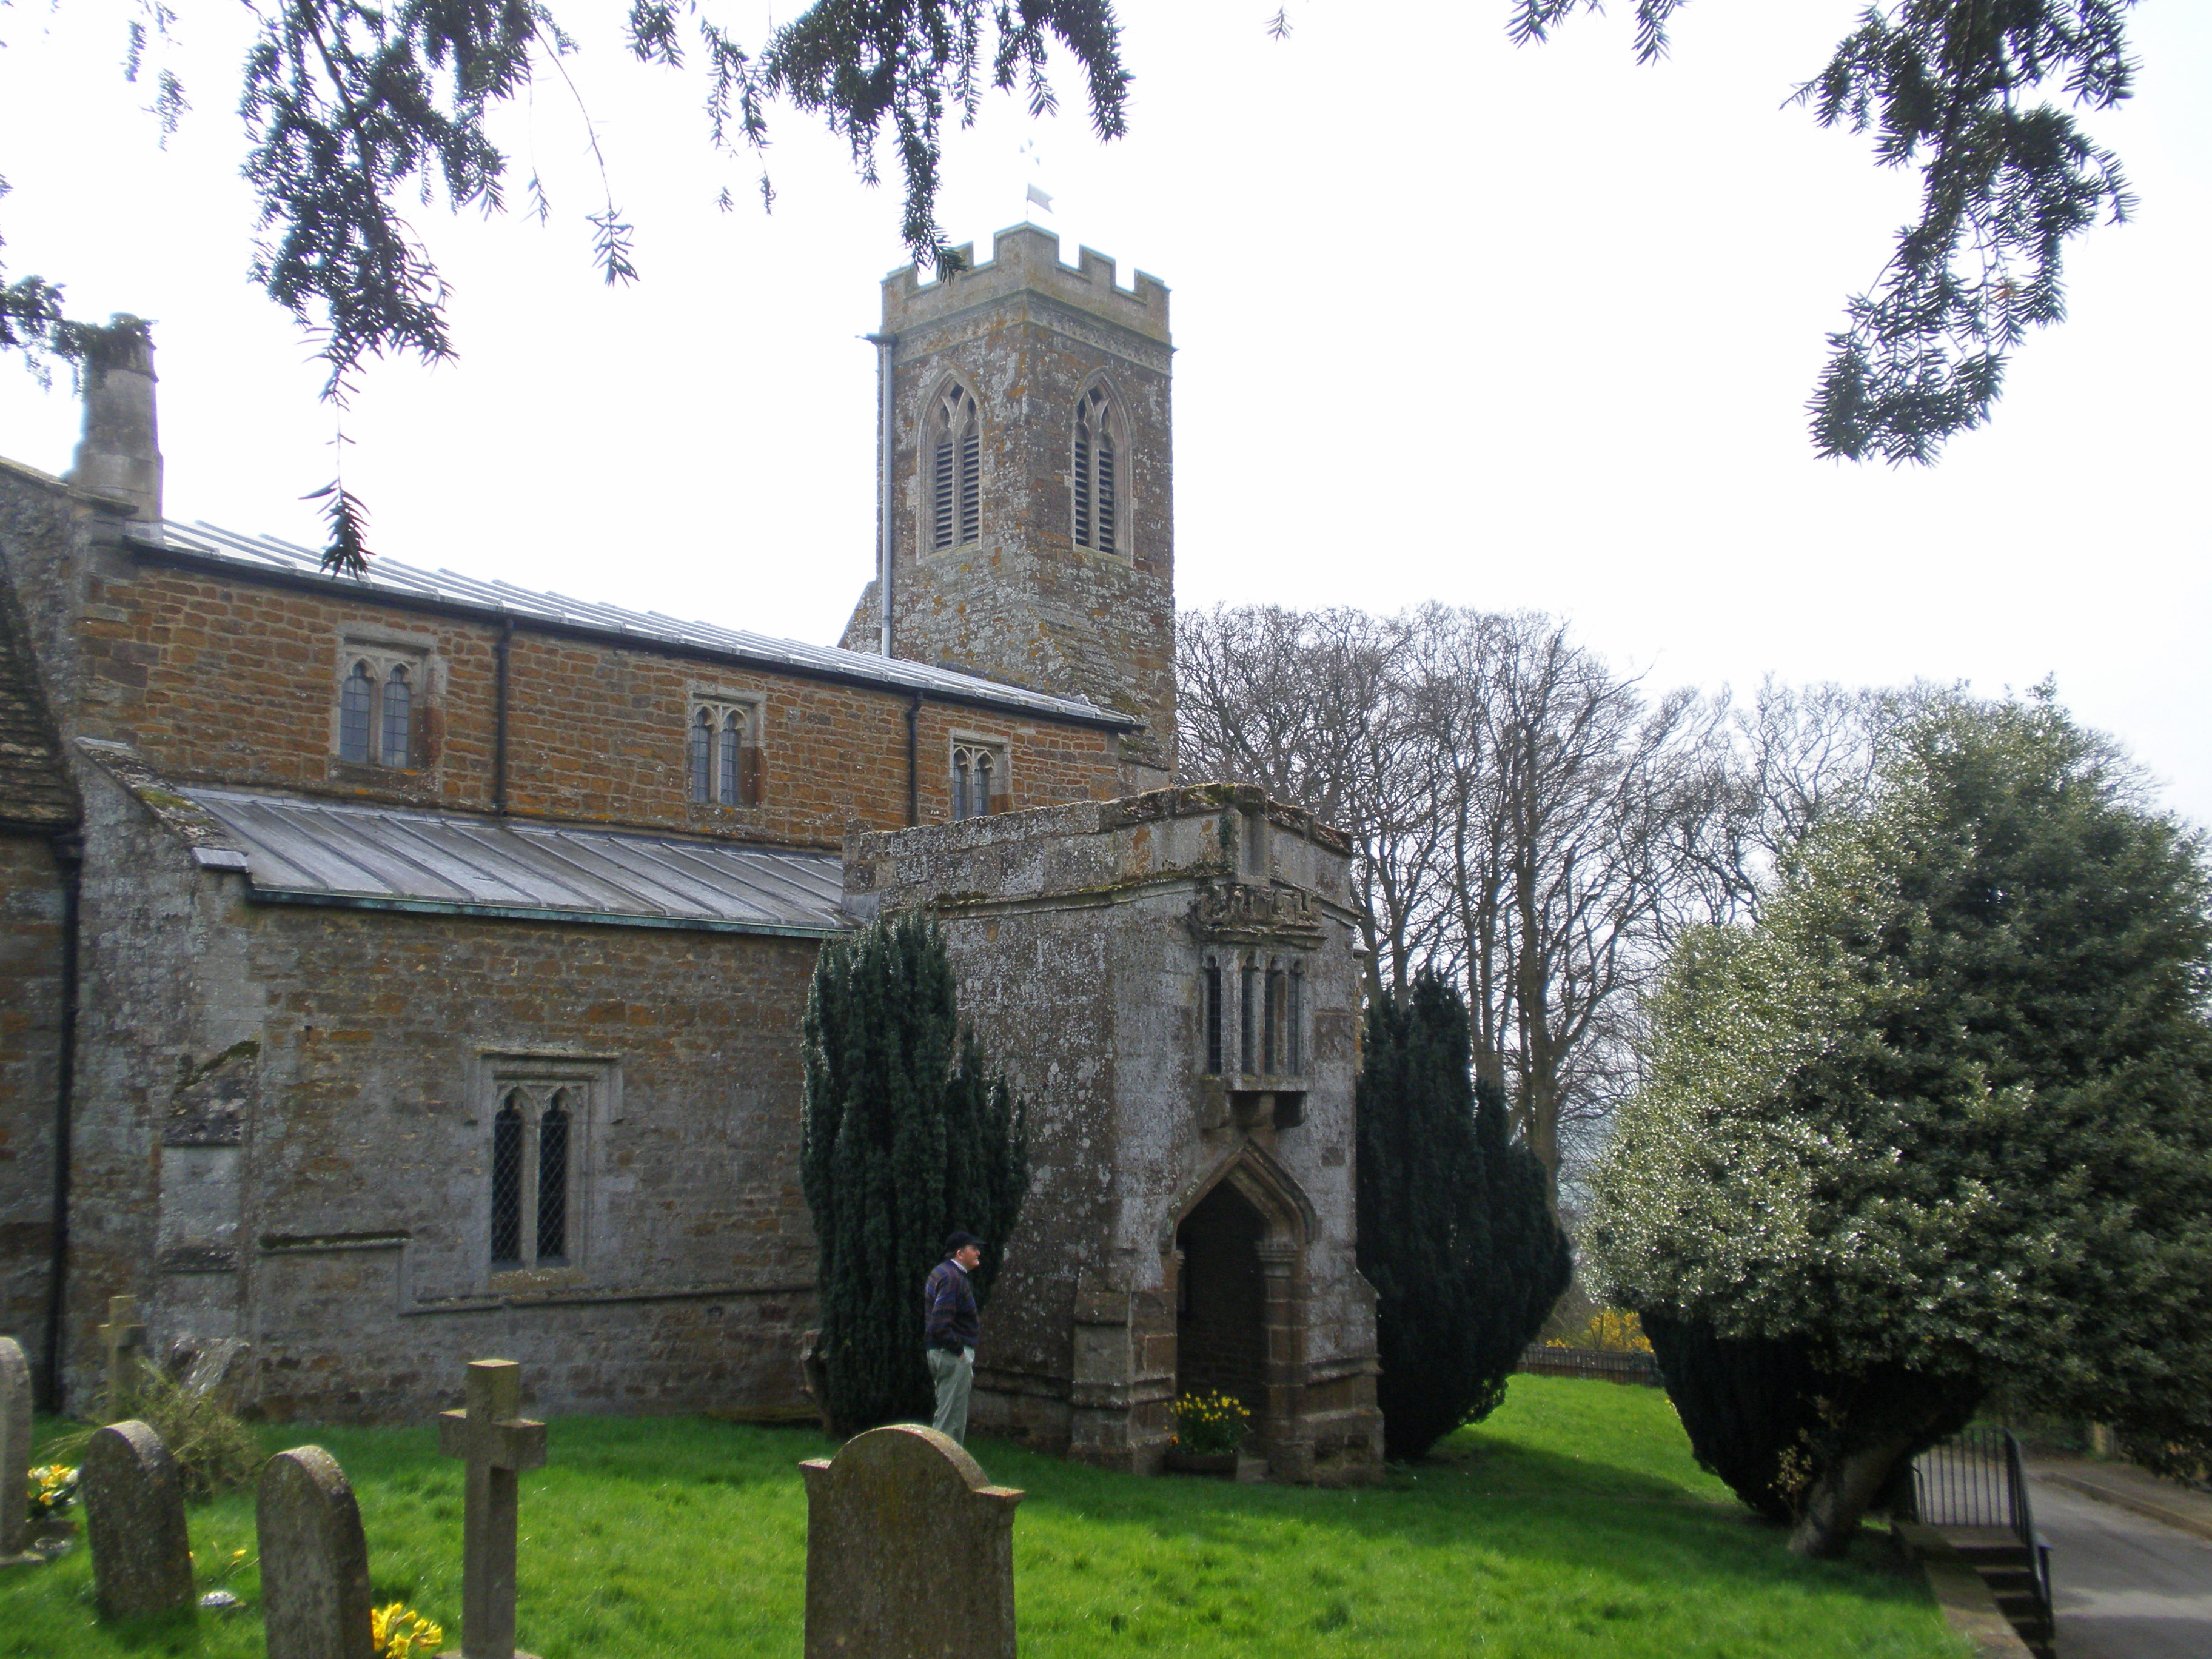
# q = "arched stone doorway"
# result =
<box><xmin>1175</xmin><ymin>1180</ymin><xmax>1269</xmax><ymax>1421</ymax></box>
<box><xmin>1164</xmin><ymin>1144</ymin><xmax>1317</xmax><ymax>1475</ymax></box>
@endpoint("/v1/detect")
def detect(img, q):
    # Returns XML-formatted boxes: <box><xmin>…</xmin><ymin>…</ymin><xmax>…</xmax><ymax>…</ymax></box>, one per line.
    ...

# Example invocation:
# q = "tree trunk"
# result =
<box><xmin>1788</xmin><ymin>1423</ymin><xmax>1922</xmax><ymax>1557</ymax></box>
<box><xmin>1785</xmin><ymin>1364</ymin><xmax>1983</xmax><ymax>1557</ymax></box>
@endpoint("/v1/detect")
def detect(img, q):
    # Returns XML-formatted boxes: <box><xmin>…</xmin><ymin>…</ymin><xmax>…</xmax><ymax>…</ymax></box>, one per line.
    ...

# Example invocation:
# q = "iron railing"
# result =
<box><xmin>1518</xmin><ymin>1345</ymin><xmax>1663</xmax><ymax>1387</ymax></box>
<box><xmin>1911</xmin><ymin>1426</ymin><xmax>2053</xmax><ymax>1629</ymax></box>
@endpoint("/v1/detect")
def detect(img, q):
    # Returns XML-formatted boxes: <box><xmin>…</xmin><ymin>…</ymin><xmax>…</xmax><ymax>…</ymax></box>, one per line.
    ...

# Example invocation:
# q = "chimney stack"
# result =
<box><xmin>65</xmin><ymin>317</ymin><xmax>163</xmax><ymax>523</ymax></box>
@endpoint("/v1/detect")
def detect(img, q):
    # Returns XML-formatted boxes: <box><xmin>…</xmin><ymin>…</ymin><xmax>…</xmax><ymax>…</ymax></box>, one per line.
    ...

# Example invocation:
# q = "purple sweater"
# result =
<box><xmin>923</xmin><ymin>1258</ymin><xmax>980</xmax><ymax>1353</ymax></box>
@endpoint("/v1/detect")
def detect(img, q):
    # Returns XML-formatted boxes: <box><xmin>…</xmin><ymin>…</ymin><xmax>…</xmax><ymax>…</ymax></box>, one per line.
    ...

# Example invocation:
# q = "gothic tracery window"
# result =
<box><xmin>486</xmin><ymin>1075</ymin><xmax>590</xmax><ymax>1273</ymax></box>
<box><xmin>537</xmin><ymin>1090</ymin><xmax>570</xmax><ymax>1262</ymax></box>
<box><xmin>340</xmin><ymin>662</ymin><xmax>375</xmax><ymax>764</ymax></box>
<box><xmin>337</xmin><ymin>650</ymin><xmax>422</xmax><ymax>769</ymax></box>
<box><xmin>688</xmin><ymin>698</ymin><xmax>764</xmax><ymax>806</ymax></box>
<box><xmin>951</xmin><ymin>740</ymin><xmax>1008</xmax><ymax>820</ymax></box>
<box><xmin>1072</xmin><ymin>385</ymin><xmax>1121</xmax><ymax>555</ymax></box>
<box><xmin>491</xmin><ymin>1092</ymin><xmax>525</xmax><ymax>1265</ymax></box>
<box><xmin>929</xmin><ymin>383</ymin><xmax>981</xmax><ymax>551</ymax></box>
<box><xmin>381</xmin><ymin>665</ymin><xmax>412</xmax><ymax>767</ymax></box>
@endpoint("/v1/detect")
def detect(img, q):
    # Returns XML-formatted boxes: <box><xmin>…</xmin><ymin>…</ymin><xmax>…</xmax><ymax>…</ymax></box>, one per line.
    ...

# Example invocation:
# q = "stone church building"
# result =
<box><xmin>0</xmin><ymin>226</ymin><xmax>1382</xmax><ymax>1483</ymax></box>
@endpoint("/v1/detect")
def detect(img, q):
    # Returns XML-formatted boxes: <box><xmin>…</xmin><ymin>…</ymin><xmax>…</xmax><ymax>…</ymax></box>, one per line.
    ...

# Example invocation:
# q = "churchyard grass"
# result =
<box><xmin>3</xmin><ymin>1376</ymin><xmax>1963</xmax><ymax>1657</ymax></box>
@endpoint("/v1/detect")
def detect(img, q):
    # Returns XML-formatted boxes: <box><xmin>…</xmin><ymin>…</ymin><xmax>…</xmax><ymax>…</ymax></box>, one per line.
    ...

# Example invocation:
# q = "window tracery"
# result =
<box><xmin>335</xmin><ymin>646</ymin><xmax>424</xmax><ymax>769</ymax></box>
<box><xmin>484</xmin><ymin>1073</ymin><xmax>594</xmax><ymax>1273</ymax></box>
<box><xmin>688</xmin><ymin>697</ymin><xmax>764</xmax><ymax>806</ymax></box>
<box><xmin>951</xmin><ymin>739</ymin><xmax>1010</xmax><ymax>820</ymax></box>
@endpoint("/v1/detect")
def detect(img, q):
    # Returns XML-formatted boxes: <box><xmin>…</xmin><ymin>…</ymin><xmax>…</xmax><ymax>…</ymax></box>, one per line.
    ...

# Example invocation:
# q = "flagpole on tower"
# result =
<box><xmin>1018</xmin><ymin>136</ymin><xmax>1055</xmax><ymax>227</ymax></box>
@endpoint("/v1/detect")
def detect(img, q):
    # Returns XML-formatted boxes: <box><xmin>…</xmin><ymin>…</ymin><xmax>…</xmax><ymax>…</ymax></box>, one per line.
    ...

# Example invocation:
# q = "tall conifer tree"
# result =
<box><xmin>1356</xmin><ymin>971</ymin><xmax>1570</xmax><ymax>1458</ymax></box>
<box><xmin>802</xmin><ymin>914</ymin><xmax>1030</xmax><ymax>1433</ymax></box>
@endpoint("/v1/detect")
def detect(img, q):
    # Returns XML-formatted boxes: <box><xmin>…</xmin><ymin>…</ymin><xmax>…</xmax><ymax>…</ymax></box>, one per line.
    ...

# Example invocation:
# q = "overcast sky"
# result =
<box><xmin>2</xmin><ymin>1</ymin><xmax>2205</xmax><ymax>823</ymax></box>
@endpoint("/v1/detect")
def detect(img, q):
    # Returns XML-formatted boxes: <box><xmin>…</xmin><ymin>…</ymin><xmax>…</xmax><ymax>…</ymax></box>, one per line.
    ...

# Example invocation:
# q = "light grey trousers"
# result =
<box><xmin>927</xmin><ymin>1346</ymin><xmax>974</xmax><ymax>1444</ymax></box>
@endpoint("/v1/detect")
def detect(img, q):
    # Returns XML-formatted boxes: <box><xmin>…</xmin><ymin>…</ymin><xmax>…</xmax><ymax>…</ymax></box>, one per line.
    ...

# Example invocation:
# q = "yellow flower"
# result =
<box><xmin>372</xmin><ymin>1601</ymin><xmax>443</xmax><ymax>1659</ymax></box>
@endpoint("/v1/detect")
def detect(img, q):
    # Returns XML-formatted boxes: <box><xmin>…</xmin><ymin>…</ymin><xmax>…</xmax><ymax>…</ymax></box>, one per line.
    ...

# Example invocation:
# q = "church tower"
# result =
<box><xmin>845</xmin><ymin>224</ymin><xmax>1176</xmax><ymax>787</ymax></box>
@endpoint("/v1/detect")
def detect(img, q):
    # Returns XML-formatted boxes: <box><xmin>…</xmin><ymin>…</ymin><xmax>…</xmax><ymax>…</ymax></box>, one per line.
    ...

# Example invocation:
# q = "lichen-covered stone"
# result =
<box><xmin>258</xmin><ymin>1446</ymin><xmax>373</xmax><ymax>1659</ymax></box>
<box><xmin>82</xmin><ymin>1419</ymin><xmax>193</xmax><ymax>1620</ymax></box>
<box><xmin>0</xmin><ymin>1337</ymin><xmax>36</xmax><ymax>1561</ymax></box>
<box><xmin>800</xmin><ymin>1426</ymin><xmax>1021</xmax><ymax>1659</ymax></box>
<box><xmin>847</xmin><ymin>785</ymin><xmax>1383</xmax><ymax>1485</ymax></box>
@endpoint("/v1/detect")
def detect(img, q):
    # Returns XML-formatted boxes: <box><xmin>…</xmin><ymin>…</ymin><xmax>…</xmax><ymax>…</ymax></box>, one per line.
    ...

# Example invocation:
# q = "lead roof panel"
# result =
<box><xmin>184</xmin><ymin>788</ymin><xmax>847</xmax><ymax>934</ymax></box>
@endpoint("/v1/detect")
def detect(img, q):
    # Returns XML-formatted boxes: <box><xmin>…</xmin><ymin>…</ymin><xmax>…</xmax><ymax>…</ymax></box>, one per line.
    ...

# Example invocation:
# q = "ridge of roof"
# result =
<box><xmin>130</xmin><ymin>520</ymin><xmax>1137</xmax><ymax>729</ymax></box>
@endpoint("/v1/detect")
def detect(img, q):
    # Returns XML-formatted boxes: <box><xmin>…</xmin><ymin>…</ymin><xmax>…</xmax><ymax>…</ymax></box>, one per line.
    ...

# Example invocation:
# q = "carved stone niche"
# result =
<box><xmin>1188</xmin><ymin>880</ymin><xmax>1324</xmax><ymax>950</ymax></box>
<box><xmin>1191</xmin><ymin>879</ymin><xmax>1316</xmax><ymax>1132</ymax></box>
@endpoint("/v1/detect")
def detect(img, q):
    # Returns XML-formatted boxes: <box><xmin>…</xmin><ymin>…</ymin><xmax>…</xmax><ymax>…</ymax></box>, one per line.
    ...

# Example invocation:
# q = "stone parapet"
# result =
<box><xmin>883</xmin><ymin>223</ymin><xmax>1170</xmax><ymax>346</ymax></box>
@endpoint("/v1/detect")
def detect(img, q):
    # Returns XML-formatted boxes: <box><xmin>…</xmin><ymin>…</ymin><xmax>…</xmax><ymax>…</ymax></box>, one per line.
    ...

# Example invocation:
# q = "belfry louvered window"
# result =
<box><xmin>930</xmin><ymin>384</ymin><xmax>980</xmax><ymax>550</ymax></box>
<box><xmin>1072</xmin><ymin>385</ymin><xmax>1120</xmax><ymax>554</ymax></box>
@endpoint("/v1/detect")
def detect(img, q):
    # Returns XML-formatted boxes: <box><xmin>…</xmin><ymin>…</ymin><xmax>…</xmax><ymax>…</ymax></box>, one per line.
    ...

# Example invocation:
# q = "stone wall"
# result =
<box><xmin>0</xmin><ymin>459</ymin><xmax>85</xmax><ymax>1382</ymax></box>
<box><xmin>0</xmin><ymin>536</ymin><xmax>1122</xmax><ymax>850</ymax></box>
<box><xmin>56</xmin><ymin>759</ymin><xmax>825</xmax><ymax>1421</ymax></box>
<box><xmin>0</xmin><ymin>836</ymin><xmax>66</xmax><ymax>1366</ymax></box>
<box><xmin>846</xmin><ymin>785</ymin><xmax>1382</xmax><ymax>1485</ymax></box>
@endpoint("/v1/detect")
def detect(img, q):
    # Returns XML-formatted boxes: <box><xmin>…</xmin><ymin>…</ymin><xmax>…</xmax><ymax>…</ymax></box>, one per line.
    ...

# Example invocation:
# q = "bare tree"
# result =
<box><xmin>1176</xmin><ymin>606</ymin><xmax>1447</xmax><ymax>1002</ymax></box>
<box><xmin>1410</xmin><ymin>609</ymin><xmax>1723</xmax><ymax>1210</ymax></box>
<box><xmin>1687</xmin><ymin>677</ymin><xmax>1917</xmax><ymax>927</ymax></box>
<box><xmin>1176</xmin><ymin>603</ymin><xmax>1734</xmax><ymax>1208</ymax></box>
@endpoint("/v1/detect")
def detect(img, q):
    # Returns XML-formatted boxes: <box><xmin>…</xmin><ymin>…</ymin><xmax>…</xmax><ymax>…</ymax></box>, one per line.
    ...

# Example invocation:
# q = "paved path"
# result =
<box><xmin>2027</xmin><ymin>1475</ymin><xmax>2212</xmax><ymax>1659</ymax></box>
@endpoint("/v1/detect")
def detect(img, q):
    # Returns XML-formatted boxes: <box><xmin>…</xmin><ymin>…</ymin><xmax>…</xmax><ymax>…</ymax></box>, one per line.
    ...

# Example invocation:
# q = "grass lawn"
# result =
<box><xmin>3</xmin><ymin>1375</ymin><xmax>1964</xmax><ymax>1657</ymax></box>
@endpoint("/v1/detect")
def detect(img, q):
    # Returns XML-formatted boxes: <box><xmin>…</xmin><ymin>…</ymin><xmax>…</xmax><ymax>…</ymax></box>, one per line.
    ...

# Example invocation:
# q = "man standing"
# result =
<box><xmin>923</xmin><ymin>1231</ymin><xmax>984</xmax><ymax>1443</ymax></box>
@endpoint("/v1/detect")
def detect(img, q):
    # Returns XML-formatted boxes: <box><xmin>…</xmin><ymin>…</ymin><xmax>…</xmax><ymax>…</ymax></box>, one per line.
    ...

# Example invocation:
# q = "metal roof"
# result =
<box><xmin>184</xmin><ymin>788</ymin><xmax>848</xmax><ymax>937</ymax></box>
<box><xmin>134</xmin><ymin>520</ymin><xmax>1136</xmax><ymax>729</ymax></box>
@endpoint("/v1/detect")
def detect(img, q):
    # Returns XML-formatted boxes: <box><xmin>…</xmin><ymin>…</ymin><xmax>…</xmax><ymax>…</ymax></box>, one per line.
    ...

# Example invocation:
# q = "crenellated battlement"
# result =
<box><xmin>882</xmin><ymin>223</ymin><xmax>1170</xmax><ymax>344</ymax></box>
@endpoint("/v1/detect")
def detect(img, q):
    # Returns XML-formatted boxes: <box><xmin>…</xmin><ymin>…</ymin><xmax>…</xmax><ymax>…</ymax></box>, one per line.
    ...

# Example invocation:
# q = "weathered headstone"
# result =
<box><xmin>97</xmin><ymin>1296</ymin><xmax>147</xmax><ymax>1414</ymax></box>
<box><xmin>0</xmin><ymin>1337</ymin><xmax>43</xmax><ymax>1567</ymax></box>
<box><xmin>800</xmin><ymin>1424</ymin><xmax>1023</xmax><ymax>1659</ymax></box>
<box><xmin>435</xmin><ymin>1359</ymin><xmax>546</xmax><ymax>1659</ymax></box>
<box><xmin>259</xmin><ymin>1446</ymin><xmax>374</xmax><ymax>1659</ymax></box>
<box><xmin>81</xmin><ymin>1419</ymin><xmax>194</xmax><ymax>1620</ymax></box>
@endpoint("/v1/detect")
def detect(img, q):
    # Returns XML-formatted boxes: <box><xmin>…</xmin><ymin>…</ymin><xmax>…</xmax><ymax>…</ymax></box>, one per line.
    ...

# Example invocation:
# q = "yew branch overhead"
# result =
<box><xmin>1512</xmin><ymin>0</ymin><xmax>2139</xmax><ymax>463</ymax></box>
<box><xmin>0</xmin><ymin>0</ymin><xmax>2143</xmax><ymax>571</ymax></box>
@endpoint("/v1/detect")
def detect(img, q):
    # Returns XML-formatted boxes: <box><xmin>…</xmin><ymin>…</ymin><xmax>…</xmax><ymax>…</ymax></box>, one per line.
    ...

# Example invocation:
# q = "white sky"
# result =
<box><xmin>2</xmin><ymin>1</ymin><xmax>2206</xmax><ymax>823</ymax></box>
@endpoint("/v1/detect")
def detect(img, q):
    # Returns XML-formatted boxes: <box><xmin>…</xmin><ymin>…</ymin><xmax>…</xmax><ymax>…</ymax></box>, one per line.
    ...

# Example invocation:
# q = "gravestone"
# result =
<box><xmin>81</xmin><ymin>1419</ymin><xmax>194</xmax><ymax>1620</ymax></box>
<box><xmin>800</xmin><ymin>1424</ymin><xmax>1023</xmax><ymax>1659</ymax></box>
<box><xmin>435</xmin><ymin>1359</ymin><xmax>546</xmax><ymax>1659</ymax></box>
<box><xmin>259</xmin><ymin>1446</ymin><xmax>374</xmax><ymax>1659</ymax></box>
<box><xmin>97</xmin><ymin>1296</ymin><xmax>147</xmax><ymax>1414</ymax></box>
<box><xmin>0</xmin><ymin>1338</ymin><xmax>42</xmax><ymax>1567</ymax></box>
